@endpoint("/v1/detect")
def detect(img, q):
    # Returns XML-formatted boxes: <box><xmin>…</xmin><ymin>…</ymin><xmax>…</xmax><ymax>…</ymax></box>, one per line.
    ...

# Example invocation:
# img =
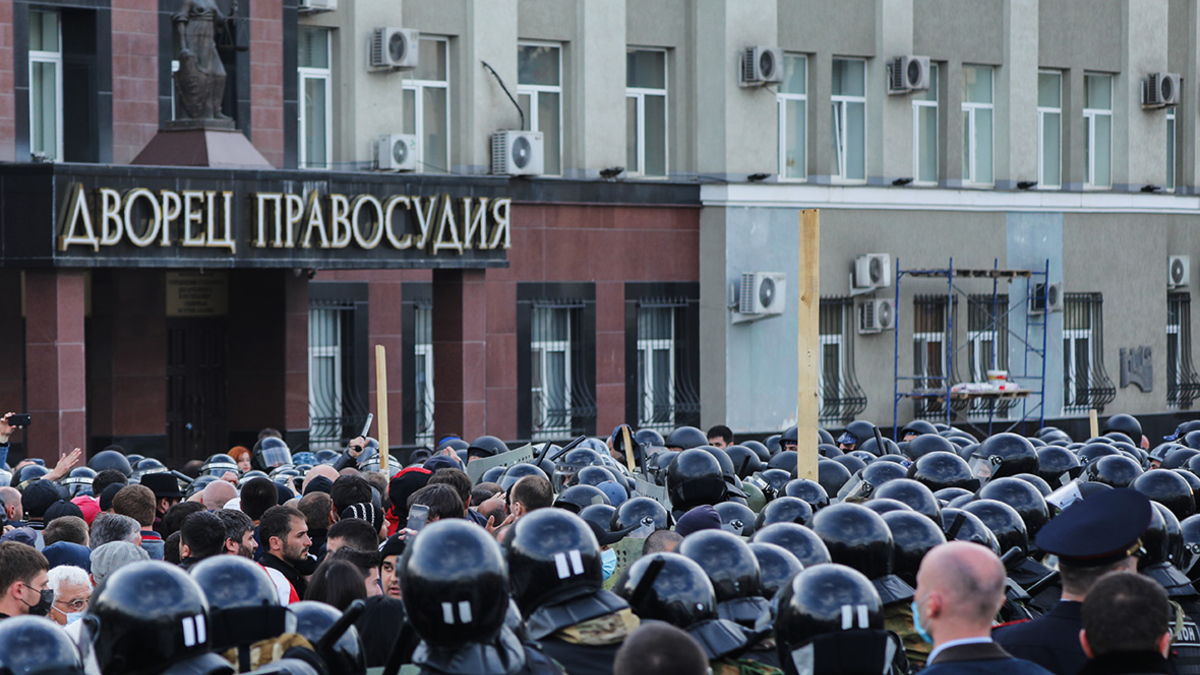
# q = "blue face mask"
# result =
<box><xmin>601</xmin><ymin>548</ymin><xmax>618</xmax><ymax>580</ymax></box>
<box><xmin>911</xmin><ymin>599</ymin><xmax>933</xmax><ymax>644</ymax></box>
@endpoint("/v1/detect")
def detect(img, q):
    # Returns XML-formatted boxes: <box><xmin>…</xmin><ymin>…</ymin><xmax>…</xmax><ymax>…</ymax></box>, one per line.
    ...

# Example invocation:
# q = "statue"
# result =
<box><xmin>173</xmin><ymin>0</ymin><xmax>238</xmax><ymax>122</ymax></box>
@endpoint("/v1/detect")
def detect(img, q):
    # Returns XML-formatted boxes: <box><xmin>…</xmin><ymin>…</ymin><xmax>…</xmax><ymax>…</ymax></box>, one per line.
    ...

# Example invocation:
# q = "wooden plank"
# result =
<box><xmin>1089</xmin><ymin>409</ymin><xmax>1099</xmax><ymax>439</ymax></box>
<box><xmin>796</xmin><ymin>209</ymin><xmax>820</xmax><ymax>481</ymax></box>
<box><xmin>375</xmin><ymin>344</ymin><xmax>390</xmax><ymax>473</ymax></box>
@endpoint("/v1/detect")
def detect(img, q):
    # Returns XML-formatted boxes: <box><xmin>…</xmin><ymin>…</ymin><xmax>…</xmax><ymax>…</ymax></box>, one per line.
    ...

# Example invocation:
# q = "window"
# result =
<box><xmin>1038</xmin><ymin>71</ymin><xmax>1062</xmax><ymax>189</ymax></box>
<box><xmin>518</xmin><ymin>42</ymin><xmax>562</xmax><ymax>175</ymax></box>
<box><xmin>967</xmin><ymin>294</ymin><xmax>1010</xmax><ymax>418</ymax></box>
<box><xmin>1062</xmin><ymin>293</ymin><xmax>1115</xmax><ymax>414</ymax></box>
<box><xmin>626</xmin><ymin>48</ymin><xmax>667</xmax><ymax>177</ymax></box>
<box><xmin>413</xmin><ymin>303</ymin><xmax>434</xmax><ymax>445</ymax></box>
<box><xmin>637</xmin><ymin>307</ymin><xmax>674</xmax><ymax>429</ymax></box>
<box><xmin>819</xmin><ymin>298</ymin><xmax>866</xmax><ymax>424</ymax></box>
<box><xmin>961</xmin><ymin>65</ymin><xmax>993</xmax><ymax>185</ymax></box>
<box><xmin>308</xmin><ymin>287</ymin><xmax>370</xmax><ymax>450</ymax></box>
<box><xmin>518</xmin><ymin>284</ymin><xmax>597</xmax><ymax>441</ymax></box>
<box><xmin>298</xmin><ymin>27</ymin><xmax>332</xmax><ymax>169</ymax></box>
<box><xmin>912</xmin><ymin>63</ymin><xmax>939</xmax><ymax>185</ymax></box>
<box><xmin>777</xmin><ymin>54</ymin><xmax>807</xmax><ymax>180</ymax></box>
<box><xmin>1168</xmin><ymin>293</ymin><xmax>1200</xmax><ymax>408</ymax></box>
<box><xmin>29</xmin><ymin>10</ymin><xmax>63</xmax><ymax>160</ymax></box>
<box><xmin>1167</xmin><ymin>107</ymin><xmax>1177</xmax><ymax>192</ymax></box>
<box><xmin>625</xmin><ymin>284</ymin><xmax>700</xmax><ymax>430</ymax></box>
<box><xmin>831</xmin><ymin>58</ymin><xmax>866</xmax><ymax>181</ymax></box>
<box><xmin>1084</xmin><ymin>73</ymin><xmax>1113</xmax><ymax>189</ymax></box>
<box><xmin>403</xmin><ymin>38</ymin><xmax>450</xmax><ymax>173</ymax></box>
<box><xmin>913</xmin><ymin>296</ymin><xmax>956</xmax><ymax>418</ymax></box>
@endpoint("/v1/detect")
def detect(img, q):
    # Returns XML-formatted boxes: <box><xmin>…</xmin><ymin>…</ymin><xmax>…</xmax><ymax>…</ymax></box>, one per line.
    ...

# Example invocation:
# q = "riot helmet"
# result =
<box><xmin>904</xmin><ymin>434</ymin><xmax>957</xmax><ymax>461</ymax></box>
<box><xmin>969</xmin><ymin>433</ymin><xmax>1037</xmax><ymax>486</ymax></box>
<box><xmin>724</xmin><ymin>445</ymin><xmax>763</xmax><ymax>479</ymax></box>
<box><xmin>755</xmin><ymin>497</ymin><xmax>814</xmax><ymax>530</ymax></box>
<box><xmin>872</xmin><ymin>479</ymin><xmax>942</xmax><ymax>523</ymax></box>
<box><xmin>665</xmin><ymin>426</ymin><xmax>708</xmax><ymax>451</ymax></box>
<box><xmin>901</xmin><ymin>420</ymin><xmax>938</xmax><ymax>439</ymax></box>
<box><xmin>553</xmin><ymin>485</ymin><xmax>611</xmax><ymax>513</ymax></box>
<box><xmin>780</xmin><ymin>426</ymin><xmax>799</xmax><ymax>451</ymax></box>
<box><xmin>570</xmin><ymin>465</ymin><xmax>620</xmax><ymax>490</ymax></box>
<box><xmin>1012</xmin><ymin>473</ymin><xmax>1053</xmax><ymax>497</ymax></box>
<box><xmin>552</xmin><ymin>448</ymin><xmax>605</xmax><ymax>489</ymax></box>
<box><xmin>635</xmin><ymin>428</ymin><xmax>666</xmax><ymax>450</ymax></box>
<box><xmin>836</xmin><ymin>421</ymin><xmax>876</xmax><ymax>451</ymax></box>
<box><xmin>830</xmin><ymin>454</ymin><xmax>867</xmax><ymax>476</ymax></box>
<box><xmin>611</xmin><ymin>497</ymin><xmax>671</xmax><ymax>538</ymax></box>
<box><xmin>743</xmin><ymin>440</ymin><xmax>772</xmax><ymax>463</ymax></box>
<box><xmin>88</xmin><ymin>450</ymin><xmax>132</xmax><ymax>477</ymax></box>
<box><xmin>288</xmin><ymin>601</ymin><xmax>366</xmax><ymax>675</ymax></box>
<box><xmin>90</xmin><ymin>561</ymin><xmax>215</xmax><ymax>675</ymax></box>
<box><xmin>933</xmin><ymin>487</ymin><xmax>973</xmax><ymax>505</ymax></box>
<box><xmin>881</xmin><ymin>510</ymin><xmax>946</xmax><ymax>587</ymax></box>
<box><xmin>251</xmin><ymin>437</ymin><xmax>292</xmax><ymax>472</ymax></box>
<box><xmin>400</xmin><ymin>519</ymin><xmax>510</xmax><ymax>647</ymax></box>
<box><xmin>857</xmin><ymin>436</ymin><xmax>901</xmax><ymax>458</ymax></box>
<box><xmin>837</xmin><ymin>462</ymin><xmax>909</xmax><ymax>503</ymax></box>
<box><xmin>467</xmin><ymin>435</ymin><xmax>508</xmax><ymax>460</ymax></box>
<box><xmin>578</xmin><ymin>504</ymin><xmax>617</xmax><ymax>535</ymax></box>
<box><xmin>750</xmin><ymin>543</ymin><xmax>804</xmax><ymax>600</ymax></box>
<box><xmin>200</xmin><ymin>454</ymin><xmax>239</xmax><ymax>478</ymax></box>
<box><xmin>783</xmin><ymin>479</ymin><xmax>830</xmax><ymax>511</ymax></box>
<box><xmin>810</xmin><ymin>503</ymin><xmax>894</xmax><ymax>581</ymax></box>
<box><xmin>1175</xmin><ymin>469</ymin><xmax>1200</xmax><ymax>495</ymax></box>
<box><xmin>977</xmin><ymin>477</ymin><xmax>1050</xmax><ymax>538</ymax></box>
<box><xmin>189</xmin><ymin>554</ymin><xmax>288</xmax><ymax>651</ymax></box>
<box><xmin>498</xmin><ymin>463</ymin><xmax>550</xmax><ymax>492</ymax></box>
<box><xmin>907</xmin><ymin>451</ymin><xmax>979</xmax><ymax>492</ymax></box>
<box><xmin>0</xmin><ymin>616</ymin><xmax>85</xmax><ymax>675</ymax></box>
<box><xmin>761</xmin><ymin>469</ymin><xmax>794</xmax><ymax>496</ymax></box>
<box><xmin>1179</xmin><ymin>514</ymin><xmax>1200</xmax><ymax>582</ymax></box>
<box><xmin>1078</xmin><ymin>443</ymin><xmax>1122</xmax><ymax>467</ymax></box>
<box><xmin>504</xmin><ymin>509</ymin><xmax>603</xmax><ymax>615</ymax></box>
<box><xmin>817</xmin><ymin>460</ymin><xmax>852</xmax><ymax>498</ymax></box>
<box><xmin>1133</xmin><ymin>469</ymin><xmax>1197</xmax><ymax>522</ymax></box>
<box><xmin>770</xmin><ymin>451</ymin><xmax>801</xmax><ymax>474</ymax></box>
<box><xmin>678</xmin><ymin>530</ymin><xmax>770</xmax><ymax>627</ymax></box>
<box><xmin>940</xmin><ymin>507</ymin><xmax>1002</xmax><ymax>555</ymax></box>
<box><xmin>714</xmin><ymin>501</ymin><xmax>758</xmax><ymax>537</ymax></box>
<box><xmin>666</xmin><ymin>449</ymin><xmax>727</xmax><ymax>511</ymax></box>
<box><xmin>863</xmin><ymin>499</ymin><xmax>914</xmax><ymax>516</ymax></box>
<box><xmin>1086</xmin><ymin>454</ymin><xmax>1144</xmax><ymax>488</ymax></box>
<box><xmin>962</xmin><ymin>499</ymin><xmax>1028</xmax><ymax>559</ymax></box>
<box><xmin>752</xmin><ymin>523</ymin><xmax>833</xmax><ymax>568</ymax></box>
<box><xmin>1166</xmin><ymin>448</ymin><xmax>1200</xmax><ymax>470</ymax></box>
<box><xmin>62</xmin><ymin>467</ymin><xmax>96</xmax><ymax>498</ymax></box>
<box><xmin>1036</xmin><ymin>446</ymin><xmax>1082</xmax><ymax>488</ymax></box>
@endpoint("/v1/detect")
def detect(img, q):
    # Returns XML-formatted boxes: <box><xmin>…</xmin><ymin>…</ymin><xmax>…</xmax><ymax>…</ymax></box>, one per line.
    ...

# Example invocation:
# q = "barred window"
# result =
<box><xmin>412</xmin><ymin>302</ymin><xmax>434</xmax><ymax>445</ymax></box>
<box><xmin>1168</xmin><ymin>293</ymin><xmax>1200</xmax><ymax>408</ymax></box>
<box><xmin>635</xmin><ymin>300</ymin><xmax>700</xmax><ymax>430</ymax></box>
<box><xmin>1062</xmin><ymin>293</ymin><xmax>1115</xmax><ymax>414</ymax></box>
<box><xmin>819</xmin><ymin>298</ymin><xmax>866</xmax><ymax>424</ymax></box>
<box><xmin>913</xmin><ymin>295</ymin><xmax>957</xmax><ymax>418</ymax></box>
<box><xmin>518</xmin><ymin>284</ymin><xmax>597</xmax><ymax>441</ymax></box>
<box><xmin>967</xmin><ymin>294</ymin><xmax>1010</xmax><ymax>418</ymax></box>
<box><xmin>308</xmin><ymin>285</ymin><xmax>370</xmax><ymax>451</ymax></box>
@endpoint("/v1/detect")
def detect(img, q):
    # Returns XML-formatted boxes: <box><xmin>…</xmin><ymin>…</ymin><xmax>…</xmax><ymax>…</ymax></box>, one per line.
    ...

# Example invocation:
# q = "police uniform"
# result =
<box><xmin>993</xmin><ymin>489</ymin><xmax>1152</xmax><ymax>675</ymax></box>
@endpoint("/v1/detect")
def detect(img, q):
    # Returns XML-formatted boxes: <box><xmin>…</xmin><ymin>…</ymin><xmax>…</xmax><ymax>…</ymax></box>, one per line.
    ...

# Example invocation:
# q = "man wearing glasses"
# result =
<box><xmin>0</xmin><ymin>541</ymin><xmax>52</xmax><ymax>620</ymax></box>
<box><xmin>46</xmin><ymin>565</ymin><xmax>91</xmax><ymax>626</ymax></box>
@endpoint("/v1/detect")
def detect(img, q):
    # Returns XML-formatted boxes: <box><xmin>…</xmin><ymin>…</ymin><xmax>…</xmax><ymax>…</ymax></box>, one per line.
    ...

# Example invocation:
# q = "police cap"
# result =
<box><xmin>1034</xmin><ymin>487</ymin><xmax>1153</xmax><ymax>567</ymax></box>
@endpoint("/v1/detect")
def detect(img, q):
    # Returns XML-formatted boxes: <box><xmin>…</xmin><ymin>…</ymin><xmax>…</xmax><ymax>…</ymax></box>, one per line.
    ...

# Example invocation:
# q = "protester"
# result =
<box><xmin>1079</xmin><ymin>572</ymin><xmax>1172</xmax><ymax>675</ymax></box>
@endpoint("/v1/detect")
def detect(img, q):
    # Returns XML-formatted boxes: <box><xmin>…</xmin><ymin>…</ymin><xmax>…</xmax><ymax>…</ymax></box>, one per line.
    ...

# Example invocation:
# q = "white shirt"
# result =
<box><xmin>927</xmin><ymin>637</ymin><xmax>994</xmax><ymax>665</ymax></box>
<box><xmin>63</xmin><ymin>617</ymin><xmax>101</xmax><ymax>675</ymax></box>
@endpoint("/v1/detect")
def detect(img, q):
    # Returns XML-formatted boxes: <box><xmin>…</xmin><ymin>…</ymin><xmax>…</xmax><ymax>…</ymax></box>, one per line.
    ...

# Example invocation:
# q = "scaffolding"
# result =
<box><xmin>892</xmin><ymin>258</ymin><xmax>1050</xmax><ymax>438</ymax></box>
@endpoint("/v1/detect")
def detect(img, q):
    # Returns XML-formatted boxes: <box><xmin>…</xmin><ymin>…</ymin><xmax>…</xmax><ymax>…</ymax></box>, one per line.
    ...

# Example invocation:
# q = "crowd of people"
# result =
<box><xmin>0</xmin><ymin>410</ymin><xmax>1197</xmax><ymax>675</ymax></box>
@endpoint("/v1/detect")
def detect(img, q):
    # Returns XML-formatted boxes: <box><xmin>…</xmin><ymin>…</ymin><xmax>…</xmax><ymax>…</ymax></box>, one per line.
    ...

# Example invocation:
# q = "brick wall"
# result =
<box><xmin>111</xmin><ymin>0</ymin><xmax>158</xmax><ymax>164</ymax></box>
<box><xmin>249</xmin><ymin>0</ymin><xmax>283</xmax><ymax>167</ymax></box>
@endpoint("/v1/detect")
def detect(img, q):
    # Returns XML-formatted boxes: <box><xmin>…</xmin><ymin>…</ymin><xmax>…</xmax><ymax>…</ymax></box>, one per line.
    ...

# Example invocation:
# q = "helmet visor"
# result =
<box><xmin>968</xmin><ymin>454</ymin><xmax>1002</xmax><ymax>485</ymax></box>
<box><xmin>836</xmin><ymin>473</ymin><xmax>874</xmax><ymax>503</ymax></box>
<box><xmin>258</xmin><ymin>446</ymin><xmax>292</xmax><ymax>469</ymax></box>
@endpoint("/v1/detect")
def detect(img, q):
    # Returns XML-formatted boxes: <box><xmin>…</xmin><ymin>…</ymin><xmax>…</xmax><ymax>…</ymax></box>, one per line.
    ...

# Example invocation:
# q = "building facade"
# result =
<box><xmin>0</xmin><ymin>0</ymin><xmax>1197</xmax><ymax>464</ymax></box>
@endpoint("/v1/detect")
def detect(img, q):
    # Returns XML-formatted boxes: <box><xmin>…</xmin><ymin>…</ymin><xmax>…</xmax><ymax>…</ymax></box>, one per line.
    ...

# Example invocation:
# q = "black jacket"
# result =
<box><xmin>261</xmin><ymin>552</ymin><xmax>307</xmax><ymax>598</ymax></box>
<box><xmin>1078</xmin><ymin>652</ymin><xmax>1171</xmax><ymax>675</ymax></box>
<box><xmin>993</xmin><ymin>600</ymin><xmax>1086</xmax><ymax>675</ymax></box>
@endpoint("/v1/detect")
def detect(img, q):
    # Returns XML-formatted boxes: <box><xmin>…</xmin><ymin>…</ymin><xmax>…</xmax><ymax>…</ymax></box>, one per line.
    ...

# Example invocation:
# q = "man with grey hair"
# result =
<box><xmin>89</xmin><ymin>514</ymin><xmax>142</xmax><ymax>550</ymax></box>
<box><xmin>915</xmin><ymin>542</ymin><xmax>1053</xmax><ymax>675</ymax></box>
<box><xmin>89</xmin><ymin>541</ymin><xmax>149</xmax><ymax>589</ymax></box>
<box><xmin>45</xmin><ymin>565</ymin><xmax>91</xmax><ymax>627</ymax></box>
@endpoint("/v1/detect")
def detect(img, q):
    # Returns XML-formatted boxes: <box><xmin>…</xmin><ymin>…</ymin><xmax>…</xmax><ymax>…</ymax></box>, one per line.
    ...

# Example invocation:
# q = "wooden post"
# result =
<box><xmin>1089</xmin><ymin>409</ymin><xmax>1099</xmax><ymax>440</ymax></box>
<box><xmin>796</xmin><ymin>209</ymin><xmax>821</xmax><ymax>480</ymax></box>
<box><xmin>376</xmin><ymin>344</ymin><xmax>390</xmax><ymax>473</ymax></box>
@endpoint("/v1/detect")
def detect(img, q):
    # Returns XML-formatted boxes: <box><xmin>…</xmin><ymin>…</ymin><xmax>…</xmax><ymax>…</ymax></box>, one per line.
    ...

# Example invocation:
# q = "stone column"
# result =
<box><xmin>432</xmin><ymin>269</ymin><xmax>488</xmax><ymax>440</ymax></box>
<box><xmin>24</xmin><ymin>270</ymin><xmax>87</xmax><ymax>461</ymax></box>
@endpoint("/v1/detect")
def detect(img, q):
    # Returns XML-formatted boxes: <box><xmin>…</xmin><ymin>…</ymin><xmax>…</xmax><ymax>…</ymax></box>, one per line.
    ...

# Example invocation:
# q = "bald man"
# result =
<box><xmin>915</xmin><ymin>542</ymin><xmax>1054</xmax><ymax>675</ymax></box>
<box><xmin>200</xmin><ymin>480</ymin><xmax>237</xmax><ymax>510</ymax></box>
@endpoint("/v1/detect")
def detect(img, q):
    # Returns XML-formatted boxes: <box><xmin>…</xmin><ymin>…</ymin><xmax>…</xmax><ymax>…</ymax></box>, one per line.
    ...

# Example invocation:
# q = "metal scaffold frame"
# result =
<box><xmin>892</xmin><ymin>258</ymin><xmax>1050</xmax><ymax>438</ymax></box>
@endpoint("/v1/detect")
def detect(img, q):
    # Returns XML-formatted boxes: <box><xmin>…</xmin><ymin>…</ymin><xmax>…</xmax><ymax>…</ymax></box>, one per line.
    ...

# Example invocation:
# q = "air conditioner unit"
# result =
<box><xmin>376</xmin><ymin>134</ymin><xmax>418</xmax><ymax>171</ymax></box>
<box><xmin>298</xmin><ymin>0</ymin><xmax>336</xmax><ymax>13</ymax></box>
<box><xmin>1143</xmin><ymin>73</ymin><xmax>1181</xmax><ymax>109</ymax></box>
<box><xmin>739</xmin><ymin>272</ymin><xmax>787</xmax><ymax>316</ymax></box>
<box><xmin>853</xmin><ymin>253</ymin><xmax>892</xmax><ymax>291</ymax></box>
<box><xmin>370</xmin><ymin>28</ymin><xmax>419</xmax><ymax>70</ymax></box>
<box><xmin>740</xmin><ymin>47</ymin><xmax>784</xmax><ymax>87</ymax></box>
<box><xmin>491</xmin><ymin>131</ymin><xmax>544</xmax><ymax>176</ymax></box>
<box><xmin>1170</xmin><ymin>255</ymin><xmax>1191</xmax><ymax>289</ymax></box>
<box><xmin>888</xmin><ymin>56</ymin><xmax>931</xmax><ymax>94</ymax></box>
<box><xmin>858</xmin><ymin>299</ymin><xmax>896</xmax><ymax>334</ymax></box>
<box><xmin>1029</xmin><ymin>282</ymin><xmax>1064</xmax><ymax>314</ymax></box>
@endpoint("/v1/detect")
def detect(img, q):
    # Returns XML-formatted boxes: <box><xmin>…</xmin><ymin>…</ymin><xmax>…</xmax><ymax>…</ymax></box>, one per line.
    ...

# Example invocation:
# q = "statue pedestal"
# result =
<box><xmin>132</xmin><ymin>121</ymin><xmax>272</xmax><ymax>169</ymax></box>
